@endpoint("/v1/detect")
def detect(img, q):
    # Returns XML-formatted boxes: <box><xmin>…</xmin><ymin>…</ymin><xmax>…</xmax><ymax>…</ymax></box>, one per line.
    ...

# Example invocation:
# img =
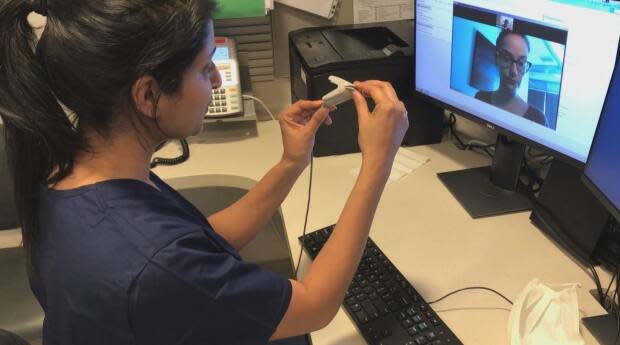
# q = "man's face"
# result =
<box><xmin>496</xmin><ymin>34</ymin><xmax>530</xmax><ymax>92</ymax></box>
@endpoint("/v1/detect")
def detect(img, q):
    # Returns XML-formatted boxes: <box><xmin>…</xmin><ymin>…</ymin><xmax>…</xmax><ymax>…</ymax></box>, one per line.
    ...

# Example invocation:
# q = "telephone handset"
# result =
<box><xmin>205</xmin><ymin>37</ymin><xmax>244</xmax><ymax>118</ymax></box>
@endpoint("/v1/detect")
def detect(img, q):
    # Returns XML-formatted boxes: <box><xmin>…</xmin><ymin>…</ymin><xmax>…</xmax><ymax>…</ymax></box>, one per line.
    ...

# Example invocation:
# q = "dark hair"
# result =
<box><xmin>0</xmin><ymin>0</ymin><xmax>217</xmax><ymax>273</ymax></box>
<box><xmin>496</xmin><ymin>29</ymin><xmax>531</xmax><ymax>52</ymax></box>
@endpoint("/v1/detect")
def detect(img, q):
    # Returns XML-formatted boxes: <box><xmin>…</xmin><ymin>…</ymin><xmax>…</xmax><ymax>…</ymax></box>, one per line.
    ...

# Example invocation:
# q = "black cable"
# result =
<box><xmin>447</xmin><ymin>113</ymin><xmax>495</xmax><ymax>158</ymax></box>
<box><xmin>294</xmin><ymin>156</ymin><xmax>314</xmax><ymax>278</ymax></box>
<box><xmin>590</xmin><ymin>264</ymin><xmax>606</xmax><ymax>306</ymax></box>
<box><xmin>150</xmin><ymin>139</ymin><xmax>190</xmax><ymax>169</ymax></box>
<box><xmin>428</xmin><ymin>286</ymin><xmax>513</xmax><ymax>306</ymax></box>
<box><xmin>604</xmin><ymin>264</ymin><xmax>619</xmax><ymax>309</ymax></box>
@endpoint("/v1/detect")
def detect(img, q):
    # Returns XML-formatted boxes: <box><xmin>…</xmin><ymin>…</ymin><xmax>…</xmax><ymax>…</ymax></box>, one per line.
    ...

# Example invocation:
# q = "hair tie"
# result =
<box><xmin>32</xmin><ymin>0</ymin><xmax>48</xmax><ymax>16</ymax></box>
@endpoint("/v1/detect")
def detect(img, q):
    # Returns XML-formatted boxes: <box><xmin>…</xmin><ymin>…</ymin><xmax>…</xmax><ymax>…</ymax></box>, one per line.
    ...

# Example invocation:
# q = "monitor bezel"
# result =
<box><xmin>413</xmin><ymin>1</ymin><xmax>593</xmax><ymax>168</ymax></box>
<box><xmin>582</xmin><ymin>37</ymin><xmax>620</xmax><ymax>222</ymax></box>
<box><xmin>583</xmin><ymin>175</ymin><xmax>620</xmax><ymax>223</ymax></box>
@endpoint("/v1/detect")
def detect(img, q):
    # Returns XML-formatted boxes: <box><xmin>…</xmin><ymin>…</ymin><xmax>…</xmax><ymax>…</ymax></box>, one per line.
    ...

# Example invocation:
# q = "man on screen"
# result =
<box><xmin>475</xmin><ymin>30</ymin><xmax>548</xmax><ymax>127</ymax></box>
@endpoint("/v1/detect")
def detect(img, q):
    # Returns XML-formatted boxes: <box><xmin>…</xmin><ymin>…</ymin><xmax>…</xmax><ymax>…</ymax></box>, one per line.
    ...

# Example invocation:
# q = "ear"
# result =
<box><xmin>131</xmin><ymin>75</ymin><xmax>161</xmax><ymax>119</ymax></box>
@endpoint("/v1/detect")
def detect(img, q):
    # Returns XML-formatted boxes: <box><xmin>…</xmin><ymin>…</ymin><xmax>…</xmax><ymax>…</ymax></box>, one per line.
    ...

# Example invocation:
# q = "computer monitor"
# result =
<box><xmin>415</xmin><ymin>0</ymin><xmax>620</xmax><ymax>218</ymax></box>
<box><xmin>583</xmin><ymin>46</ymin><xmax>620</xmax><ymax>223</ymax></box>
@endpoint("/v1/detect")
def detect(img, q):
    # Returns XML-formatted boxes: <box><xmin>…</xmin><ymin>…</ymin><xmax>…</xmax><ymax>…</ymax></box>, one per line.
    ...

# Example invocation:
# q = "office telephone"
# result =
<box><xmin>205</xmin><ymin>37</ymin><xmax>244</xmax><ymax>118</ymax></box>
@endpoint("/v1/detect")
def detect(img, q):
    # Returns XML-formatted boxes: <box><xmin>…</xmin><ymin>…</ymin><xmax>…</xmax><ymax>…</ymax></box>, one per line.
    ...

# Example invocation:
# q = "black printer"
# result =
<box><xmin>289</xmin><ymin>20</ymin><xmax>443</xmax><ymax>157</ymax></box>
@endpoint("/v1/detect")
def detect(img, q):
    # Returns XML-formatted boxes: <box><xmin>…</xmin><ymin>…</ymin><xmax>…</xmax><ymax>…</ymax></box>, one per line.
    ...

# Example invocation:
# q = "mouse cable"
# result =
<box><xmin>294</xmin><ymin>155</ymin><xmax>314</xmax><ymax>278</ymax></box>
<box><xmin>427</xmin><ymin>286</ymin><xmax>513</xmax><ymax>306</ymax></box>
<box><xmin>242</xmin><ymin>94</ymin><xmax>277</xmax><ymax>121</ymax></box>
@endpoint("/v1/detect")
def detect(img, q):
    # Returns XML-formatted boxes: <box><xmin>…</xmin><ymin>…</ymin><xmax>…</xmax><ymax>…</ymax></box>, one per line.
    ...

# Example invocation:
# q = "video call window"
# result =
<box><xmin>450</xmin><ymin>3</ymin><xmax>568</xmax><ymax>130</ymax></box>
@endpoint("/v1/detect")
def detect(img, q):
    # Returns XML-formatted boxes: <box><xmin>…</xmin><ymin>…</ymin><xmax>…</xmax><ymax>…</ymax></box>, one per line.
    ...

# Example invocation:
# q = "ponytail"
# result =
<box><xmin>0</xmin><ymin>1</ymin><xmax>83</xmax><ymax>273</ymax></box>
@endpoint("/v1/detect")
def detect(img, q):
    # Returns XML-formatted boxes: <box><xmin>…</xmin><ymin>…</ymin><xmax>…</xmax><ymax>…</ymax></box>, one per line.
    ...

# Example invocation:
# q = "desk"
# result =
<box><xmin>148</xmin><ymin>119</ymin><xmax>607</xmax><ymax>344</ymax></box>
<box><xmin>0</xmin><ymin>116</ymin><xmax>610</xmax><ymax>345</ymax></box>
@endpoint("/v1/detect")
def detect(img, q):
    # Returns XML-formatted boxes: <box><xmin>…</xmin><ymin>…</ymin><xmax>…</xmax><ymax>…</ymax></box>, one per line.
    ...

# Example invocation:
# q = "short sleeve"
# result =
<box><xmin>129</xmin><ymin>231</ymin><xmax>292</xmax><ymax>345</ymax></box>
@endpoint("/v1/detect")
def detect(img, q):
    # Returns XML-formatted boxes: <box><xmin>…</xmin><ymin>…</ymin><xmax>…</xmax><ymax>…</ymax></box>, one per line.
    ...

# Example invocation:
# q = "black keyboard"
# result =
<box><xmin>299</xmin><ymin>225</ymin><xmax>463</xmax><ymax>345</ymax></box>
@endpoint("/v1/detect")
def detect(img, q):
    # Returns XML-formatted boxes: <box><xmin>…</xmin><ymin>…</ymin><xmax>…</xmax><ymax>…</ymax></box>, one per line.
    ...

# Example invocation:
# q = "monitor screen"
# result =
<box><xmin>584</xmin><ymin>47</ymin><xmax>620</xmax><ymax>219</ymax></box>
<box><xmin>415</xmin><ymin>0</ymin><xmax>620</xmax><ymax>163</ymax></box>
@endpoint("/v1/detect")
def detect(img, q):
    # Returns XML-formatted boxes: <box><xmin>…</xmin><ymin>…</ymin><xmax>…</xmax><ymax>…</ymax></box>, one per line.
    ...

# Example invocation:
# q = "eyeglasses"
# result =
<box><xmin>496</xmin><ymin>48</ymin><xmax>532</xmax><ymax>73</ymax></box>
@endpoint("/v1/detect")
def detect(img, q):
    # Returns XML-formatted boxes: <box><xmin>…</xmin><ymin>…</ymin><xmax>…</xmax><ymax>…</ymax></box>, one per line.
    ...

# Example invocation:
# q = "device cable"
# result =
<box><xmin>150</xmin><ymin>139</ymin><xmax>190</xmax><ymax>169</ymax></box>
<box><xmin>242</xmin><ymin>94</ymin><xmax>277</xmax><ymax>121</ymax></box>
<box><xmin>428</xmin><ymin>286</ymin><xmax>513</xmax><ymax>306</ymax></box>
<box><xmin>590</xmin><ymin>264</ymin><xmax>606</xmax><ymax>306</ymax></box>
<box><xmin>447</xmin><ymin>113</ymin><xmax>495</xmax><ymax>158</ymax></box>
<box><xmin>294</xmin><ymin>155</ymin><xmax>314</xmax><ymax>278</ymax></box>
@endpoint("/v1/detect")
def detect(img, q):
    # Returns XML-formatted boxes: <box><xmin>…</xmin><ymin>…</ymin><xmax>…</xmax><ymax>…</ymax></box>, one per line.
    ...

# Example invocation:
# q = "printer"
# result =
<box><xmin>289</xmin><ymin>20</ymin><xmax>443</xmax><ymax>157</ymax></box>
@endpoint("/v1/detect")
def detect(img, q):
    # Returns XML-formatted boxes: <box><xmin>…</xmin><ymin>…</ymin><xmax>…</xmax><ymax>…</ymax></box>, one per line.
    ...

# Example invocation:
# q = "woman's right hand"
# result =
<box><xmin>351</xmin><ymin>80</ymin><xmax>410</xmax><ymax>175</ymax></box>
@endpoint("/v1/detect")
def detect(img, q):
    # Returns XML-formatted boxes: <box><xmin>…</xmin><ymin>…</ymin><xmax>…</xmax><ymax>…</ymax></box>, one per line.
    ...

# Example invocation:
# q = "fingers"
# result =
<box><xmin>307</xmin><ymin>107</ymin><xmax>332</xmax><ymax>132</ymax></box>
<box><xmin>290</xmin><ymin>100</ymin><xmax>323</xmax><ymax>114</ymax></box>
<box><xmin>351</xmin><ymin>90</ymin><xmax>370</xmax><ymax>119</ymax></box>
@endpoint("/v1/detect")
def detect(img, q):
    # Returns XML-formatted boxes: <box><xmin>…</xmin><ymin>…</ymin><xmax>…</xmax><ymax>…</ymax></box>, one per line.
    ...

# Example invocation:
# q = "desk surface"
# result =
<box><xmin>154</xmin><ymin>120</ymin><xmax>608</xmax><ymax>344</ymax></box>
<box><xmin>0</xmin><ymin>118</ymin><xmax>609</xmax><ymax>344</ymax></box>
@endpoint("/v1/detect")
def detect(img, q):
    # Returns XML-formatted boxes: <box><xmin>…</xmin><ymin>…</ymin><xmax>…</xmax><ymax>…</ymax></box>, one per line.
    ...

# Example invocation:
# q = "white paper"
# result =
<box><xmin>351</xmin><ymin>149</ymin><xmax>430</xmax><ymax>185</ymax></box>
<box><xmin>275</xmin><ymin>0</ymin><xmax>340</xmax><ymax>19</ymax></box>
<box><xmin>354</xmin><ymin>0</ymin><xmax>414</xmax><ymax>24</ymax></box>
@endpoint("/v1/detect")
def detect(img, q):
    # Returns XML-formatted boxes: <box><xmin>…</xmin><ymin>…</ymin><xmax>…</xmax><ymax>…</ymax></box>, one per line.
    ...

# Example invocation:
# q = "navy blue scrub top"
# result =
<box><xmin>31</xmin><ymin>172</ymin><xmax>297</xmax><ymax>345</ymax></box>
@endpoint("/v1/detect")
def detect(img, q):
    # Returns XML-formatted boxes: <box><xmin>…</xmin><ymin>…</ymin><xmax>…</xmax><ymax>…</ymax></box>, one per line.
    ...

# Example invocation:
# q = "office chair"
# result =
<box><xmin>0</xmin><ymin>330</ymin><xmax>30</xmax><ymax>345</ymax></box>
<box><xmin>0</xmin><ymin>122</ymin><xmax>18</xmax><ymax>230</ymax></box>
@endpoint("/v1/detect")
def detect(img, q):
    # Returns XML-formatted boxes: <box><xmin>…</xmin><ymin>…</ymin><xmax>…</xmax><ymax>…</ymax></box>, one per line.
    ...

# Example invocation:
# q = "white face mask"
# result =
<box><xmin>508</xmin><ymin>279</ymin><xmax>585</xmax><ymax>345</ymax></box>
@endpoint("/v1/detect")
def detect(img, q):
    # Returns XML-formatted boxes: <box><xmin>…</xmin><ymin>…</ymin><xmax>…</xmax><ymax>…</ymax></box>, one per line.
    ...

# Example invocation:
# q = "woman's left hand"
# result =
<box><xmin>279</xmin><ymin>100</ymin><xmax>335</xmax><ymax>170</ymax></box>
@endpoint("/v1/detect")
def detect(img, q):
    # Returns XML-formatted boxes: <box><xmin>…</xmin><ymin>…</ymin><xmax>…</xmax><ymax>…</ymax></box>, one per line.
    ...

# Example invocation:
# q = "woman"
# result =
<box><xmin>475</xmin><ymin>30</ymin><xmax>547</xmax><ymax>127</ymax></box>
<box><xmin>0</xmin><ymin>1</ymin><xmax>409</xmax><ymax>344</ymax></box>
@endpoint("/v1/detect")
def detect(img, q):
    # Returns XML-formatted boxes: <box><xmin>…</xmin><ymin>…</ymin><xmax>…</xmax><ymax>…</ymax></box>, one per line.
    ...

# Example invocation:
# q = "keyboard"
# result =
<box><xmin>299</xmin><ymin>225</ymin><xmax>463</xmax><ymax>345</ymax></box>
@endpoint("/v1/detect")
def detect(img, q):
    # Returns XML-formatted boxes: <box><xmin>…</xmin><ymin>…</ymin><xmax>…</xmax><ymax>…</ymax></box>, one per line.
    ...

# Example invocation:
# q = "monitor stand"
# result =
<box><xmin>583</xmin><ymin>314</ymin><xmax>618</xmax><ymax>345</ymax></box>
<box><xmin>438</xmin><ymin>134</ymin><xmax>531</xmax><ymax>218</ymax></box>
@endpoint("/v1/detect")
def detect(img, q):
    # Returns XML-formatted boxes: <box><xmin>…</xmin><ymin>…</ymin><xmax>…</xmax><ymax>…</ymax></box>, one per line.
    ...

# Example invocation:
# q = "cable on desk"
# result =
<box><xmin>294</xmin><ymin>156</ymin><xmax>314</xmax><ymax>278</ymax></box>
<box><xmin>242</xmin><ymin>94</ymin><xmax>277</xmax><ymax>121</ymax></box>
<box><xmin>447</xmin><ymin>113</ymin><xmax>495</xmax><ymax>158</ymax></box>
<box><xmin>590</xmin><ymin>264</ymin><xmax>605</xmax><ymax>306</ymax></box>
<box><xmin>428</xmin><ymin>286</ymin><xmax>514</xmax><ymax>306</ymax></box>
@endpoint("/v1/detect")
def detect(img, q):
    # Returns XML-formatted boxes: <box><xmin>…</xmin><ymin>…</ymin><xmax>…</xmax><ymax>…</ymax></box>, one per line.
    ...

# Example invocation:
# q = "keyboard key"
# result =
<box><xmin>350</xmin><ymin>303</ymin><xmax>362</xmax><ymax>312</ymax></box>
<box><xmin>361</xmin><ymin>301</ymin><xmax>380</xmax><ymax>319</ymax></box>
<box><xmin>402</xmin><ymin>318</ymin><xmax>414</xmax><ymax>328</ymax></box>
<box><xmin>355</xmin><ymin>311</ymin><xmax>370</xmax><ymax>324</ymax></box>
<box><xmin>415</xmin><ymin>335</ymin><xmax>428</xmax><ymax>345</ymax></box>
<box><xmin>418</xmin><ymin>322</ymin><xmax>429</xmax><ymax>331</ymax></box>
<box><xmin>399</xmin><ymin>295</ymin><xmax>412</xmax><ymax>306</ymax></box>
<box><xmin>373</xmin><ymin>300</ymin><xmax>390</xmax><ymax>315</ymax></box>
